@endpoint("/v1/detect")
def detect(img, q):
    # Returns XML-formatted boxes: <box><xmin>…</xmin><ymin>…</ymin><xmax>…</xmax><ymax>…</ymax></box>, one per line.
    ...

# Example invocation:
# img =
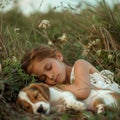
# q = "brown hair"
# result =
<box><xmin>21</xmin><ymin>45</ymin><xmax>69</xmax><ymax>74</ymax></box>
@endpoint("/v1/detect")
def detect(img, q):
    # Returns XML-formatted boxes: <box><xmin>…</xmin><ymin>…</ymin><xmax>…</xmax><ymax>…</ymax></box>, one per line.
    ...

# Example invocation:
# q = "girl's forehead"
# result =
<box><xmin>35</xmin><ymin>57</ymin><xmax>56</xmax><ymax>64</ymax></box>
<box><xmin>32</xmin><ymin>58</ymin><xmax>55</xmax><ymax>74</ymax></box>
<box><xmin>31</xmin><ymin>60</ymin><xmax>44</xmax><ymax>75</ymax></box>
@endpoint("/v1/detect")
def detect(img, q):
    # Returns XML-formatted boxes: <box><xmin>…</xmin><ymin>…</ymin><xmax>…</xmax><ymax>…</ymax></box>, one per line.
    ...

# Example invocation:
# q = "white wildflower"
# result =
<box><xmin>95</xmin><ymin>39</ymin><xmax>100</xmax><ymax>44</ymax></box>
<box><xmin>108</xmin><ymin>54</ymin><xmax>113</xmax><ymax>60</ymax></box>
<box><xmin>88</xmin><ymin>43</ymin><xmax>92</xmax><ymax>48</ymax></box>
<box><xmin>38</xmin><ymin>19</ymin><xmax>51</xmax><ymax>29</ymax></box>
<box><xmin>12</xmin><ymin>56</ymin><xmax>17</xmax><ymax>62</ymax></box>
<box><xmin>48</xmin><ymin>40</ymin><xmax>53</xmax><ymax>46</ymax></box>
<box><xmin>14</xmin><ymin>28</ymin><xmax>20</xmax><ymax>35</ymax></box>
<box><xmin>96</xmin><ymin>49</ymin><xmax>101</xmax><ymax>56</ymax></box>
<box><xmin>82</xmin><ymin>49</ymin><xmax>89</xmax><ymax>56</ymax></box>
<box><xmin>91</xmin><ymin>41</ymin><xmax>96</xmax><ymax>45</ymax></box>
<box><xmin>58</xmin><ymin>33</ymin><xmax>67</xmax><ymax>42</ymax></box>
<box><xmin>14</xmin><ymin>28</ymin><xmax>20</xmax><ymax>32</ymax></box>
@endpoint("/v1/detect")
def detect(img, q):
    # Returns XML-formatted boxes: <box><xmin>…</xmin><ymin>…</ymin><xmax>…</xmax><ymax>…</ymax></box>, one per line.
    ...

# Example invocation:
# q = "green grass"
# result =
<box><xmin>0</xmin><ymin>0</ymin><xmax>120</xmax><ymax>120</ymax></box>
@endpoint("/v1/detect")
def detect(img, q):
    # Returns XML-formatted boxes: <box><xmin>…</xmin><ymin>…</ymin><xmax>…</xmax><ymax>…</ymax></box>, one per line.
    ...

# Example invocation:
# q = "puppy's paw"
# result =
<box><xmin>64</xmin><ymin>101</ymin><xmax>86</xmax><ymax>111</ymax></box>
<box><xmin>96</xmin><ymin>104</ymin><xmax>105</xmax><ymax>114</ymax></box>
<box><xmin>74</xmin><ymin>102</ymin><xmax>86</xmax><ymax>110</ymax></box>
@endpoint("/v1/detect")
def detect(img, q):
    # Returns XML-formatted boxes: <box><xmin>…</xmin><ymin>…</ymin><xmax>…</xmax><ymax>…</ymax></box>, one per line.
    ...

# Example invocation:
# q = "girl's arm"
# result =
<box><xmin>63</xmin><ymin>59</ymin><xmax>99</xmax><ymax>100</ymax></box>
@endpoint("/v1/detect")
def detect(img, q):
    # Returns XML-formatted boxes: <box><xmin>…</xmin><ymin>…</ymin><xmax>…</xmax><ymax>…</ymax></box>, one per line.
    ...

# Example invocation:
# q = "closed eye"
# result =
<box><xmin>45</xmin><ymin>63</ymin><xmax>52</xmax><ymax>71</ymax></box>
<box><xmin>34</xmin><ymin>92</ymin><xmax>39</xmax><ymax>99</ymax></box>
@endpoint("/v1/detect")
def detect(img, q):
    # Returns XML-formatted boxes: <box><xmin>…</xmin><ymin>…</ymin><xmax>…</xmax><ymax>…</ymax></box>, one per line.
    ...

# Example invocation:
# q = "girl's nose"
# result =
<box><xmin>46</xmin><ymin>72</ymin><xmax>54</xmax><ymax>80</ymax></box>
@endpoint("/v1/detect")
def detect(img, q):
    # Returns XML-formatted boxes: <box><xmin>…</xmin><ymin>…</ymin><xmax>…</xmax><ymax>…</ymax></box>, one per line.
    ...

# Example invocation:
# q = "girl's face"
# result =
<box><xmin>31</xmin><ymin>52</ymin><xmax>66</xmax><ymax>85</ymax></box>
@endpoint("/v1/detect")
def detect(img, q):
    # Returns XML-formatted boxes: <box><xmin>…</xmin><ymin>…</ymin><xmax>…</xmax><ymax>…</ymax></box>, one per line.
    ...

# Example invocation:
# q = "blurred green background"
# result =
<box><xmin>0</xmin><ymin>0</ymin><xmax>120</xmax><ymax>120</ymax></box>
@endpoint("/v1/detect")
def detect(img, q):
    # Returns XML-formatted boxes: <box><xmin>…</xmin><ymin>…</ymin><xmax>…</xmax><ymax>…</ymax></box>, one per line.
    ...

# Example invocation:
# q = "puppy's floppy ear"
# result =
<box><xmin>38</xmin><ymin>83</ymin><xmax>50</xmax><ymax>101</ymax></box>
<box><xmin>29</xmin><ymin>83</ymin><xmax>50</xmax><ymax>101</ymax></box>
<box><xmin>16</xmin><ymin>97</ymin><xmax>21</xmax><ymax>107</ymax></box>
<box><xmin>16</xmin><ymin>96</ymin><xmax>24</xmax><ymax>109</ymax></box>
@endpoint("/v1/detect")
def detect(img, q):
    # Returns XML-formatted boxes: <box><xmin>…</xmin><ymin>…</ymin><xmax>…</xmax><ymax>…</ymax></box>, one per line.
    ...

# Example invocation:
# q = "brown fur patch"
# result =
<box><xmin>110</xmin><ymin>92</ymin><xmax>120</xmax><ymax>109</ymax></box>
<box><xmin>17</xmin><ymin>98</ymin><xmax>33</xmax><ymax>113</ymax></box>
<box><xmin>22</xmin><ymin>83</ymin><xmax>50</xmax><ymax>103</ymax></box>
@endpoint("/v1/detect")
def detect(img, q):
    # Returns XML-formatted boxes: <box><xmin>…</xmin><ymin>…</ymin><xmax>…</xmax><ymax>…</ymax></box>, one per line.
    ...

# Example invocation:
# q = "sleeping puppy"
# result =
<box><xmin>17</xmin><ymin>83</ymin><xmax>86</xmax><ymax>114</ymax></box>
<box><xmin>17</xmin><ymin>83</ymin><xmax>120</xmax><ymax>115</ymax></box>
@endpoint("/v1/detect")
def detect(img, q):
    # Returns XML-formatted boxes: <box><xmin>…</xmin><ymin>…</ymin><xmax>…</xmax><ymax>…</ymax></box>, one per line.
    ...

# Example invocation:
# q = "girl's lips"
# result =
<box><xmin>55</xmin><ymin>75</ymin><xmax>59</xmax><ymax>82</ymax></box>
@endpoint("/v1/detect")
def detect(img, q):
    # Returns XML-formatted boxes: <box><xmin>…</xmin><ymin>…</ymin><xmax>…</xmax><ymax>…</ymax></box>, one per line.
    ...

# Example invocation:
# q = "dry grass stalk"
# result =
<box><xmin>0</xmin><ymin>62</ymin><xmax>2</xmax><ymax>73</ymax></box>
<box><xmin>0</xmin><ymin>34</ymin><xmax>8</xmax><ymax>58</ymax></box>
<box><xmin>100</xmin><ymin>27</ymin><xmax>117</xmax><ymax>51</ymax></box>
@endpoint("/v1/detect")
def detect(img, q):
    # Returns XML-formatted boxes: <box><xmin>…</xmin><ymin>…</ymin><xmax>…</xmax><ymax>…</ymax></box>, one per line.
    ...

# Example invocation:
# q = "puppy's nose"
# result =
<box><xmin>37</xmin><ymin>104</ymin><xmax>46</xmax><ymax>114</ymax></box>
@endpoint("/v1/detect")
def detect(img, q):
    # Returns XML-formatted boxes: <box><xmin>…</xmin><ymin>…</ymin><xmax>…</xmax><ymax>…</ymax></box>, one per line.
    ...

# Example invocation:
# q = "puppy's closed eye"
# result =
<box><xmin>34</xmin><ymin>92</ymin><xmax>39</xmax><ymax>99</ymax></box>
<box><xmin>30</xmin><ymin>89</ymin><xmax>39</xmax><ymax>100</ymax></box>
<box><xmin>24</xmin><ymin>105</ymin><xmax>30</xmax><ymax>111</ymax></box>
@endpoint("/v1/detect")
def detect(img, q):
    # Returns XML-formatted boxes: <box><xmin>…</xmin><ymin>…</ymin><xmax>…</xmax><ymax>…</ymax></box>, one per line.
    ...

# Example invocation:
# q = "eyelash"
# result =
<box><xmin>34</xmin><ymin>93</ymin><xmax>39</xmax><ymax>99</ymax></box>
<box><xmin>46</xmin><ymin>64</ymin><xmax>52</xmax><ymax>71</ymax></box>
<box><xmin>37</xmin><ymin>64</ymin><xmax>52</xmax><ymax>81</ymax></box>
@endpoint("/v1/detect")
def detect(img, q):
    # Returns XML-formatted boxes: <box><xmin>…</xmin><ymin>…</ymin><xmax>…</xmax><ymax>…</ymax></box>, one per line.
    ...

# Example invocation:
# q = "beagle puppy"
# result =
<box><xmin>17</xmin><ymin>83</ymin><xmax>120</xmax><ymax>115</ymax></box>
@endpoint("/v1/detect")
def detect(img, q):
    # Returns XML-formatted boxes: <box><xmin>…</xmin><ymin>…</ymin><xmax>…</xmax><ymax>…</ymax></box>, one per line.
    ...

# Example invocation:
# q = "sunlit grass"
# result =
<box><xmin>0</xmin><ymin>0</ymin><xmax>120</xmax><ymax>120</ymax></box>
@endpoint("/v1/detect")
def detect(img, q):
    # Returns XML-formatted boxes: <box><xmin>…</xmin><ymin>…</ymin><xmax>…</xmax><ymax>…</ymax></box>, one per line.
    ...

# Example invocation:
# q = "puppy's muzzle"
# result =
<box><xmin>37</xmin><ymin>104</ymin><xmax>47</xmax><ymax>114</ymax></box>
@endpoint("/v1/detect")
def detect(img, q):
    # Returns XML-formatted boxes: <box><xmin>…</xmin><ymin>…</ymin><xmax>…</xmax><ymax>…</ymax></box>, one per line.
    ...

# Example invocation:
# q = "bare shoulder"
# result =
<box><xmin>74</xmin><ymin>59</ymin><xmax>88</xmax><ymax>67</ymax></box>
<box><xmin>73</xmin><ymin>59</ymin><xmax>89</xmax><ymax>71</ymax></box>
<box><xmin>74</xmin><ymin>59</ymin><xmax>99</xmax><ymax>74</ymax></box>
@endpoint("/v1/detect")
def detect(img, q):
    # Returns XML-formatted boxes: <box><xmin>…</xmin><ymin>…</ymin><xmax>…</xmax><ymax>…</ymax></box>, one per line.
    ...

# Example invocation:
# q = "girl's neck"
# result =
<box><xmin>64</xmin><ymin>65</ymin><xmax>72</xmax><ymax>84</ymax></box>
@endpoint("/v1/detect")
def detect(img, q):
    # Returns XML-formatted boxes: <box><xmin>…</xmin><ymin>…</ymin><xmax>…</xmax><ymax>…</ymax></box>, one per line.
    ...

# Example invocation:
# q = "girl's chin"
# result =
<box><xmin>48</xmin><ymin>82</ymin><xmax>57</xmax><ymax>86</ymax></box>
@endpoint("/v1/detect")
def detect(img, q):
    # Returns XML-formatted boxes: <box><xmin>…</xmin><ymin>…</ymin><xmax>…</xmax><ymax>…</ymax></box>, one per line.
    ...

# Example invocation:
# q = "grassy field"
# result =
<box><xmin>0</xmin><ymin>0</ymin><xmax>120</xmax><ymax>120</ymax></box>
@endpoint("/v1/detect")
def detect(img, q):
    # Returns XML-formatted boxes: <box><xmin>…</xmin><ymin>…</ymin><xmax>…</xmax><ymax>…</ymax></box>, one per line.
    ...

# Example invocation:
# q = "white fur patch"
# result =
<box><xmin>49</xmin><ymin>88</ymin><xmax>86</xmax><ymax>111</ymax></box>
<box><xmin>18</xmin><ymin>91</ymin><xmax>33</xmax><ymax>106</ymax></box>
<box><xmin>96</xmin><ymin>104</ymin><xmax>105</xmax><ymax>114</ymax></box>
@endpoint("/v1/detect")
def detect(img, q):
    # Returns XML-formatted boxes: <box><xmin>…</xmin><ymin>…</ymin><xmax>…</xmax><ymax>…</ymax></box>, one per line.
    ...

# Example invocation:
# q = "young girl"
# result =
<box><xmin>21</xmin><ymin>45</ymin><xmax>120</xmax><ymax>100</ymax></box>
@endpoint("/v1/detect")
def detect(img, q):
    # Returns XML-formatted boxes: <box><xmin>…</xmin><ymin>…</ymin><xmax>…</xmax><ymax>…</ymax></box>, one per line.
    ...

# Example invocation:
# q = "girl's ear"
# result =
<box><xmin>55</xmin><ymin>52</ymin><xmax>63</xmax><ymax>61</ymax></box>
